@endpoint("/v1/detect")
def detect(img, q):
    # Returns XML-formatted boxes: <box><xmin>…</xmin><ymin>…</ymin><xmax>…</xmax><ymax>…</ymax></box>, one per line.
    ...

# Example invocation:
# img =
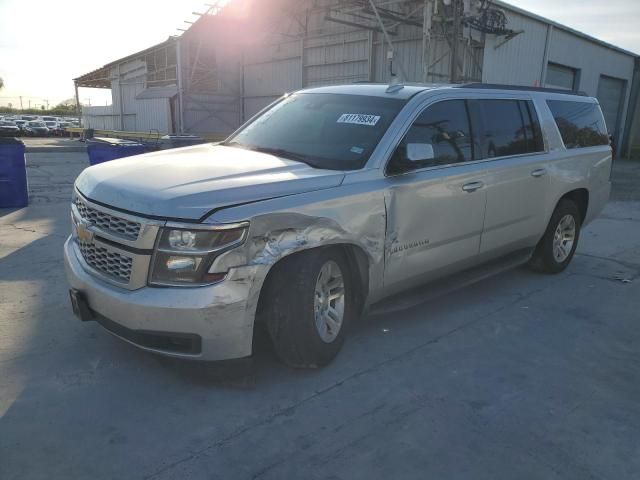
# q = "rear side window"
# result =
<box><xmin>387</xmin><ymin>100</ymin><xmax>474</xmax><ymax>174</ymax></box>
<box><xmin>547</xmin><ymin>100</ymin><xmax>609</xmax><ymax>148</ymax></box>
<box><xmin>475</xmin><ymin>99</ymin><xmax>544</xmax><ymax>158</ymax></box>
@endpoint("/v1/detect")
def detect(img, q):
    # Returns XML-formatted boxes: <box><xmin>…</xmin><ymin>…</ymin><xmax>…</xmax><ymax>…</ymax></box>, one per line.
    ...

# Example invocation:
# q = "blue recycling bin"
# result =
<box><xmin>0</xmin><ymin>138</ymin><xmax>28</xmax><ymax>208</ymax></box>
<box><xmin>86</xmin><ymin>137</ymin><xmax>146</xmax><ymax>166</ymax></box>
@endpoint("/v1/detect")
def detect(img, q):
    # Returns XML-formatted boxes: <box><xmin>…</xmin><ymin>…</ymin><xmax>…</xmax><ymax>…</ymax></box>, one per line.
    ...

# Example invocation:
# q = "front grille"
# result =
<box><xmin>78</xmin><ymin>241</ymin><xmax>133</xmax><ymax>283</ymax></box>
<box><xmin>73</xmin><ymin>196</ymin><xmax>141</xmax><ymax>240</ymax></box>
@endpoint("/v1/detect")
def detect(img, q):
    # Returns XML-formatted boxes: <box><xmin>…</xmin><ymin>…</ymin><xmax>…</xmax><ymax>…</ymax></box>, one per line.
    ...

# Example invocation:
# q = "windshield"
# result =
<box><xmin>30</xmin><ymin>121</ymin><xmax>45</xmax><ymax>127</ymax></box>
<box><xmin>225</xmin><ymin>93</ymin><xmax>405</xmax><ymax>170</ymax></box>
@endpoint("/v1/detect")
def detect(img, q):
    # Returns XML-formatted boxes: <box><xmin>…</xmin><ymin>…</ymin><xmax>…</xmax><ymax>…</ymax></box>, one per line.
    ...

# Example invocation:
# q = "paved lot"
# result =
<box><xmin>1</xmin><ymin>151</ymin><xmax>639</xmax><ymax>479</ymax></box>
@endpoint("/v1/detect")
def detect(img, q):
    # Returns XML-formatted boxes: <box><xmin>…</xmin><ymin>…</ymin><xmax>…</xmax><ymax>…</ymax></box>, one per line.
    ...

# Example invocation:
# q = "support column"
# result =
<box><xmin>450</xmin><ymin>0</ymin><xmax>460</xmax><ymax>83</ymax></box>
<box><xmin>176</xmin><ymin>37</ymin><xmax>186</xmax><ymax>134</ymax></box>
<box><xmin>540</xmin><ymin>24</ymin><xmax>554</xmax><ymax>87</ymax></box>
<box><xmin>422</xmin><ymin>0</ymin><xmax>432</xmax><ymax>83</ymax></box>
<box><xmin>74</xmin><ymin>82</ymin><xmax>81</xmax><ymax>130</ymax></box>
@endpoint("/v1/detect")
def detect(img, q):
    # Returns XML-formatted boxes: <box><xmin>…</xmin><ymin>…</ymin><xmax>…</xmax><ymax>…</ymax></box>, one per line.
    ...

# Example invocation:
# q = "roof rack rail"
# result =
<box><xmin>456</xmin><ymin>83</ymin><xmax>587</xmax><ymax>96</ymax></box>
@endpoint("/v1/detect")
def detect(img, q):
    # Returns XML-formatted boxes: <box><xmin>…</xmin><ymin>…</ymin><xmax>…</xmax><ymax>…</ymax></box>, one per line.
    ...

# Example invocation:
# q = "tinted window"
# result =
<box><xmin>475</xmin><ymin>99</ymin><xmax>542</xmax><ymax>158</ymax></box>
<box><xmin>225</xmin><ymin>93</ymin><xmax>405</xmax><ymax>170</ymax></box>
<box><xmin>547</xmin><ymin>100</ymin><xmax>609</xmax><ymax>148</ymax></box>
<box><xmin>388</xmin><ymin>100</ymin><xmax>474</xmax><ymax>174</ymax></box>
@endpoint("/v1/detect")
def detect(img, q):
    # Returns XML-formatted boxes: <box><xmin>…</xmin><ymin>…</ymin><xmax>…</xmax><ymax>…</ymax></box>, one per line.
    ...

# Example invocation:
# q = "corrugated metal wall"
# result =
<box><xmin>549</xmin><ymin>27</ymin><xmax>634</xmax><ymax>144</ymax></box>
<box><xmin>82</xmin><ymin>106</ymin><xmax>120</xmax><ymax>130</ymax></box>
<box><xmin>85</xmin><ymin>0</ymin><xmax>636</xmax><ymax>144</ymax></box>
<box><xmin>303</xmin><ymin>30</ymin><xmax>371</xmax><ymax>86</ymax></box>
<box><xmin>243</xmin><ymin>39</ymin><xmax>302</xmax><ymax>118</ymax></box>
<box><xmin>482</xmin><ymin>10</ymin><xmax>548</xmax><ymax>86</ymax></box>
<box><xmin>482</xmin><ymin>6</ymin><xmax>637</xmax><ymax>145</ymax></box>
<box><xmin>84</xmin><ymin>59</ymin><xmax>172</xmax><ymax>133</ymax></box>
<box><xmin>180</xmin><ymin>28</ymin><xmax>243</xmax><ymax>135</ymax></box>
<box><xmin>239</xmin><ymin>0</ymin><xmax>483</xmax><ymax>122</ymax></box>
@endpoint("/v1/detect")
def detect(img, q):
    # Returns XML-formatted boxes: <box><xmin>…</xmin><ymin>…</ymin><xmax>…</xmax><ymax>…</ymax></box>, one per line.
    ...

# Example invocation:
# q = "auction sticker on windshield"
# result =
<box><xmin>337</xmin><ymin>113</ymin><xmax>381</xmax><ymax>126</ymax></box>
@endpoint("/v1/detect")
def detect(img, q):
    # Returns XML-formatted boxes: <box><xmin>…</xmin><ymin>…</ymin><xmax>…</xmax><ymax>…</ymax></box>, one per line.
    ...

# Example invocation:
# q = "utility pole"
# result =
<box><xmin>44</xmin><ymin>99</ymin><xmax>49</xmax><ymax>110</ymax></box>
<box><xmin>367</xmin><ymin>0</ymin><xmax>409</xmax><ymax>82</ymax></box>
<box><xmin>19</xmin><ymin>96</ymin><xmax>23</xmax><ymax>110</ymax></box>
<box><xmin>450</xmin><ymin>0</ymin><xmax>461</xmax><ymax>83</ymax></box>
<box><xmin>422</xmin><ymin>0</ymin><xmax>433</xmax><ymax>83</ymax></box>
<box><xmin>28</xmin><ymin>99</ymin><xmax>31</xmax><ymax>109</ymax></box>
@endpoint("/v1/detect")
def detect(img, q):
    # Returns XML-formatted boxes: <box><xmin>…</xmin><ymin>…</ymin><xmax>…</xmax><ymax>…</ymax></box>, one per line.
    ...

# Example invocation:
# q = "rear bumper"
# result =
<box><xmin>64</xmin><ymin>236</ymin><xmax>262</xmax><ymax>361</ymax></box>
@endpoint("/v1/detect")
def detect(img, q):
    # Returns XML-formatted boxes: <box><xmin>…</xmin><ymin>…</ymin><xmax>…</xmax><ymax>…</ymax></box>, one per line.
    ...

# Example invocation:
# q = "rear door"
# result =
<box><xmin>383</xmin><ymin>99</ymin><xmax>489</xmax><ymax>291</ymax></box>
<box><xmin>470</xmin><ymin>98</ymin><xmax>551</xmax><ymax>258</ymax></box>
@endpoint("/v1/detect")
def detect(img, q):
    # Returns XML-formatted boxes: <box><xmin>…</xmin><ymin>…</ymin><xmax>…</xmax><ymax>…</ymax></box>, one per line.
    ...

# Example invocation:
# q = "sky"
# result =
<box><xmin>0</xmin><ymin>0</ymin><xmax>638</xmax><ymax>108</ymax></box>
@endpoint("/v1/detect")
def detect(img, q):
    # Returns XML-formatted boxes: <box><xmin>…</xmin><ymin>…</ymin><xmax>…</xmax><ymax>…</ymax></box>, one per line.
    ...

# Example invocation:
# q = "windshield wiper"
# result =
<box><xmin>221</xmin><ymin>140</ymin><xmax>245</xmax><ymax>148</ymax></box>
<box><xmin>252</xmin><ymin>146</ymin><xmax>314</xmax><ymax>163</ymax></box>
<box><xmin>222</xmin><ymin>142</ymin><xmax>320</xmax><ymax>168</ymax></box>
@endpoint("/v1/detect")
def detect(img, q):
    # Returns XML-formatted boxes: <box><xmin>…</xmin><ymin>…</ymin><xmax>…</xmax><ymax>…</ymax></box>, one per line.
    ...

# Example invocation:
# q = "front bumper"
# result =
<box><xmin>64</xmin><ymin>236</ymin><xmax>261</xmax><ymax>361</ymax></box>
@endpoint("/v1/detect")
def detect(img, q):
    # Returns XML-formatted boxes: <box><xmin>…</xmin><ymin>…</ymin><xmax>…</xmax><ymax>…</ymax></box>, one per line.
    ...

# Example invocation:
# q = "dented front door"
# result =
<box><xmin>383</xmin><ymin>164</ymin><xmax>488</xmax><ymax>290</ymax></box>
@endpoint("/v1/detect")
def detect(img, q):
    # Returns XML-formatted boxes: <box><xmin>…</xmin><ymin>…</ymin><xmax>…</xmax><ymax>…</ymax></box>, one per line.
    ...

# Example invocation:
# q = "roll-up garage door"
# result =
<box><xmin>597</xmin><ymin>75</ymin><xmax>626</xmax><ymax>141</ymax></box>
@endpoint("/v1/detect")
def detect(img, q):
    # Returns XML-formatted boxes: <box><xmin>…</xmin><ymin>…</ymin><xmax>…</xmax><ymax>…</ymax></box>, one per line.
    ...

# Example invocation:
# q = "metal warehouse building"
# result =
<box><xmin>74</xmin><ymin>0</ymin><xmax>640</xmax><ymax>156</ymax></box>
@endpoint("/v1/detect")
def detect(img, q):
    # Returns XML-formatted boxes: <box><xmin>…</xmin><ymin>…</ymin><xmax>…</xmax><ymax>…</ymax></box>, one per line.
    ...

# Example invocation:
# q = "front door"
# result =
<box><xmin>383</xmin><ymin>99</ymin><xmax>488</xmax><ymax>291</ymax></box>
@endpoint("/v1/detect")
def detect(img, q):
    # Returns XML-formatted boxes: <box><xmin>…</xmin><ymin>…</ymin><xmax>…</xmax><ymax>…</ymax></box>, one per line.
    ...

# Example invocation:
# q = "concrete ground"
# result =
<box><xmin>1</xmin><ymin>152</ymin><xmax>639</xmax><ymax>480</ymax></box>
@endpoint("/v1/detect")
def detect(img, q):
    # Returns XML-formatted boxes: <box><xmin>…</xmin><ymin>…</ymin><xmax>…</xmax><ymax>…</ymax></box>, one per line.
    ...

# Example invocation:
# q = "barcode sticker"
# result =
<box><xmin>337</xmin><ymin>113</ymin><xmax>381</xmax><ymax>126</ymax></box>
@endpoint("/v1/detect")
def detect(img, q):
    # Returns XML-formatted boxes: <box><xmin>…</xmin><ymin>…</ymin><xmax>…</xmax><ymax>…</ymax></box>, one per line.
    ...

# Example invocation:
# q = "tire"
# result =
<box><xmin>262</xmin><ymin>248</ymin><xmax>355</xmax><ymax>368</ymax></box>
<box><xmin>528</xmin><ymin>199</ymin><xmax>581</xmax><ymax>274</ymax></box>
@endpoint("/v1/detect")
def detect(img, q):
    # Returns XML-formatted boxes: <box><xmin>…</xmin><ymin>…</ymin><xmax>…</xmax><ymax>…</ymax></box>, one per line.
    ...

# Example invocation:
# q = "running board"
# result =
<box><xmin>369</xmin><ymin>249</ymin><xmax>534</xmax><ymax>316</ymax></box>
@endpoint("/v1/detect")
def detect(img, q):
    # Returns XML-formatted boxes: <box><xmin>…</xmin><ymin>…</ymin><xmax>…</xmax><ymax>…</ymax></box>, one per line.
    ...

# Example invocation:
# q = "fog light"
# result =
<box><xmin>166</xmin><ymin>256</ymin><xmax>198</xmax><ymax>271</ymax></box>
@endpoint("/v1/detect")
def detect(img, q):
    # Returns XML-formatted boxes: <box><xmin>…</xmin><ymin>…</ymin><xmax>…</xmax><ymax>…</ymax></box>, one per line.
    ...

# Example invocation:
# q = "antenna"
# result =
<box><xmin>386</xmin><ymin>84</ymin><xmax>405</xmax><ymax>93</ymax></box>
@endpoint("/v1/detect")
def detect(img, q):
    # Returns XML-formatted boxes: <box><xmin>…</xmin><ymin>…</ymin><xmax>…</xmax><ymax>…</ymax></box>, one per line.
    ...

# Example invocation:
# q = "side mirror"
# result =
<box><xmin>406</xmin><ymin>143</ymin><xmax>435</xmax><ymax>162</ymax></box>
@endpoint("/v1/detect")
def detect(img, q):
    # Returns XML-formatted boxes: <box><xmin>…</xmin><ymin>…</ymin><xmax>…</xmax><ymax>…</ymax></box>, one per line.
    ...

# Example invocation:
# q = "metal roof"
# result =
<box><xmin>73</xmin><ymin>37</ymin><xmax>177</xmax><ymax>88</ymax></box>
<box><xmin>496</xmin><ymin>0</ymin><xmax>639</xmax><ymax>58</ymax></box>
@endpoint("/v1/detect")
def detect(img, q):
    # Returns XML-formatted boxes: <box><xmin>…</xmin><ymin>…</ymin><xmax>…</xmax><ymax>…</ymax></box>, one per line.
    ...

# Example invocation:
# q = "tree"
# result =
<box><xmin>54</xmin><ymin>98</ymin><xmax>79</xmax><ymax>115</ymax></box>
<box><xmin>0</xmin><ymin>77</ymin><xmax>4</xmax><ymax>90</ymax></box>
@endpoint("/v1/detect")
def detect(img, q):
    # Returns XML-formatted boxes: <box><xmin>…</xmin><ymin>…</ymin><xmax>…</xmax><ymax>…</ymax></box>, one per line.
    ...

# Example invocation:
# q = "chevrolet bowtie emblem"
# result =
<box><xmin>76</xmin><ymin>221</ymin><xmax>95</xmax><ymax>243</ymax></box>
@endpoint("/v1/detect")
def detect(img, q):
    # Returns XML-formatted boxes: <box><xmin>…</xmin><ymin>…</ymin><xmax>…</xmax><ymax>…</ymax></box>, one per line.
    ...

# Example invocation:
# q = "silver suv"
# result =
<box><xmin>64</xmin><ymin>83</ymin><xmax>612</xmax><ymax>367</ymax></box>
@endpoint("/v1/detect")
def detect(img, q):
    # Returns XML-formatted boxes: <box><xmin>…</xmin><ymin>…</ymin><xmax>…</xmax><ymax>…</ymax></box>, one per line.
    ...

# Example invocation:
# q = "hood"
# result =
<box><xmin>76</xmin><ymin>144</ymin><xmax>345</xmax><ymax>220</ymax></box>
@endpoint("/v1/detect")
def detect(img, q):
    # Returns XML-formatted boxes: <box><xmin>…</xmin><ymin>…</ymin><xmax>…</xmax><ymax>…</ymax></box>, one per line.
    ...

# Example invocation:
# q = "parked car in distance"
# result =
<box><xmin>13</xmin><ymin>119</ymin><xmax>27</xmax><ymax>132</ymax></box>
<box><xmin>65</xmin><ymin>83</ymin><xmax>612</xmax><ymax>368</ymax></box>
<box><xmin>21</xmin><ymin>115</ymin><xmax>37</xmax><ymax>121</ymax></box>
<box><xmin>24</xmin><ymin>120</ymin><xmax>49</xmax><ymax>136</ymax></box>
<box><xmin>0</xmin><ymin>120</ymin><xmax>21</xmax><ymax>137</ymax></box>
<box><xmin>44</xmin><ymin>121</ymin><xmax>59</xmax><ymax>134</ymax></box>
<box><xmin>55</xmin><ymin>121</ymin><xmax>71</xmax><ymax>136</ymax></box>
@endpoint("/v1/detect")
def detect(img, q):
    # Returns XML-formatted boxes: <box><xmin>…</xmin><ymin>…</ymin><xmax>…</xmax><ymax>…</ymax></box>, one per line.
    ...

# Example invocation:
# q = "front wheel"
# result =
<box><xmin>263</xmin><ymin>248</ymin><xmax>355</xmax><ymax>368</ymax></box>
<box><xmin>528</xmin><ymin>199</ymin><xmax>581</xmax><ymax>274</ymax></box>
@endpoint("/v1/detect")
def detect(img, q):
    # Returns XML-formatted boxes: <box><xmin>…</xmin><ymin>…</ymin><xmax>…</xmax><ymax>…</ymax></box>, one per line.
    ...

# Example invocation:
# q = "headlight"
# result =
<box><xmin>149</xmin><ymin>222</ymin><xmax>248</xmax><ymax>286</ymax></box>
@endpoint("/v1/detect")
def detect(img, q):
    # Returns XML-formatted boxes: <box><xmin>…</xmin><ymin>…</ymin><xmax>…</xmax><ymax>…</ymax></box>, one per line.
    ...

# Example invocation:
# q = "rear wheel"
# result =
<box><xmin>263</xmin><ymin>248</ymin><xmax>355</xmax><ymax>368</ymax></box>
<box><xmin>528</xmin><ymin>199</ymin><xmax>581</xmax><ymax>273</ymax></box>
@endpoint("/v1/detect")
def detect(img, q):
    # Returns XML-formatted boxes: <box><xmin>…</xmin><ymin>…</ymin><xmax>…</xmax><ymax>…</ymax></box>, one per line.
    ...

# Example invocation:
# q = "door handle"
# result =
<box><xmin>531</xmin><ymin>168</ymin><xmax>547</xmax><ymax>178</ymax></box>
<box><xmin>462</xmin><ymin>181</ymin><xmax>484</xmax><ymax>193</ymax></box>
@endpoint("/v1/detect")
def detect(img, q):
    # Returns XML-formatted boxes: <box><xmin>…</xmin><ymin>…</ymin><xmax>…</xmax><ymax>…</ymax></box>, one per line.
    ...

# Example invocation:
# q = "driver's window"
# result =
<box><xmin>387</xmin><ymin>100</ymin><xmax>474</xmax><ymax>175</ymax></box>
